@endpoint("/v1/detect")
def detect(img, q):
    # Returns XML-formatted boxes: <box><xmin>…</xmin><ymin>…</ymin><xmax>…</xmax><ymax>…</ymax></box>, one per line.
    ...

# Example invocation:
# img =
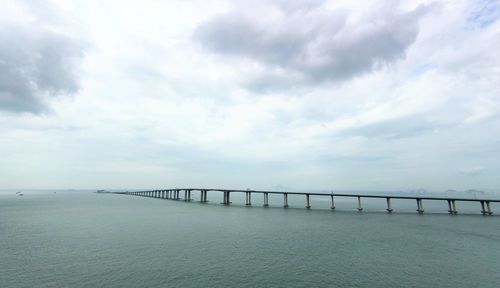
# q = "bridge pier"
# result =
<box><xmin>480</xmin><ymin>201</ymin><xmax>487</xmax><ymax>215</ymax></box>
<box><xmin>331</xmin><ymin>195</ymin><xmax>335</xmax><ymax>210</ymax></box>
<box><xmin>306</xmin><ymin>194</ymin><xmax>311</xmax><ymax>209</ymax></box>
<box><xmin>357</xmin><ymin>197</ymin><xmax>363</xmax><ymax>212</ymax></box>
<box><xmin>452</xmin><ymin>200</ymin><xmax>457</xmax><ymax>214</ymax></box>
<box><xmin>245</xmin><ymin>192</ymin><xmax>251</xmax><ymax>205</ymax></box>
<box><xmin>222</xmin><ymin>191</ymin><xmax>230</xmax><ymax>205</ymax></box>
<box><xmin>284</xmin><ymin>193</ymin><xmax>288</xmax><ymax>208</ymax></box>
<box><xmin>386</xmin><ymin>197</ymin><xmax>393</xmax><ymax>213</ymax></box>
<box><xmin>416</xmin><ymin>199</ymin><xmax>424</xmax><ymax>214</ymax></box>
<box><xmin>184</xmin><ymin>190</ymin><xmax>188</xmax><ymax>201</ymax></box>
<box><xmin>486</xmin><ymin>201</ymin><xmax>493</xmax><ymax>215</ymax></box>
<box><xmin>263</xmin><ymin>193</ymin><xmax>269</xmax><ymax>207</ymax></box>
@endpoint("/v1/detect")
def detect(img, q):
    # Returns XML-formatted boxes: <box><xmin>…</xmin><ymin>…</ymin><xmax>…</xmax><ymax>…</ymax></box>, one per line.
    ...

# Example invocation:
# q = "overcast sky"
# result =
<box><xmin>1</xmin><ymin>0</ymin><xmax>499</xmax><ymax>191</ymax></box>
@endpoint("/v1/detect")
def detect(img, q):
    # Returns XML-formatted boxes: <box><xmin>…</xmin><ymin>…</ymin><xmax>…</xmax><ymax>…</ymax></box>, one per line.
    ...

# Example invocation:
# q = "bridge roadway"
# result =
<box><xmin>111</xmin><ymin>188</ymin><xmax>498</xmax><ymax>215</ymax></box>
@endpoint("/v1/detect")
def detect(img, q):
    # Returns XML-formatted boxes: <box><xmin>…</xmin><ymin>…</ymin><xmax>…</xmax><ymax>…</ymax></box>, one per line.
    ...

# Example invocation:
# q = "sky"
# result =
<box><xmin>1</xmin><ymin>0</ymin><xmax>499</xmax><ymax>191</ymax></box>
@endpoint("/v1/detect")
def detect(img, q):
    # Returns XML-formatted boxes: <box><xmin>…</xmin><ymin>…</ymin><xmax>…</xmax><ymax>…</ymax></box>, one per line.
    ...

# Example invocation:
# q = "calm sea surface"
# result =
<box><xmin>1</xmin><ymin>190</ymin><xmax>499</xmax><ymax>288</ymax></box>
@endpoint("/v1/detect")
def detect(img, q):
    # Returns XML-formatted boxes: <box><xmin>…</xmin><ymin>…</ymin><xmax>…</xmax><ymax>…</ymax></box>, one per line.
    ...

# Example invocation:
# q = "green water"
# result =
<box><xmin>1</xmin><ymin>191</ymin><xmax>499</xmax><ymax>287</ymax></box>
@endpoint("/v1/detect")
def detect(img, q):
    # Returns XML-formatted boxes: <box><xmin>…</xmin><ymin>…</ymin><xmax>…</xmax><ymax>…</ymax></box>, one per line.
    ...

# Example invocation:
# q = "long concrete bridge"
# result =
<box><xmin>109</xmin><ymin>188</ymin><xmax>498</xmax><ymax>215</ymax></box>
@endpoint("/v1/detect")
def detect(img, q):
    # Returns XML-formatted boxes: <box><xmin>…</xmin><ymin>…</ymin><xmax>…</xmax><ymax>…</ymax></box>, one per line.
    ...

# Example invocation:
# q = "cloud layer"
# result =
<box><xmin>0</xmin><ymin>3</ymin><xmax>86</xmax><ymax>113</ymax></box>
<box><xmin>0</xmin><ymin>0</ymin><xmax>499</xmax><ymax>191</ymax></box>
<box><xmin>195</xmin><ymin>1</ymin><xmax>431</xmax><ymax>90</ymax></box>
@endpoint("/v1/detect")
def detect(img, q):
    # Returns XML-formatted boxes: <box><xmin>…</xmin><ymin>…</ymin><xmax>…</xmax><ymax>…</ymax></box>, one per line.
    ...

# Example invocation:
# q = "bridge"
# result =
<box><xmin>109</xmin><ymin>188</ymin><xmax>498</xmax><ymax>215</ymax></box>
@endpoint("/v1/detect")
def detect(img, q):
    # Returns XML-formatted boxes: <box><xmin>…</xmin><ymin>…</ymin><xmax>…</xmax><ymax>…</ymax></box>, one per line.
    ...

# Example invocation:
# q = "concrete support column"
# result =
<box><xmin>331</xmin><ymin>195</ymin><xmax>335</xmax><ymax>210</ymax></box>
<box><xmin>386</xmin><ymin>197</ymin><xmax>393</xmax><ymax>213</ymax></box>
<box><xmin>416</xmin><ymin>199</ymin><xmax>424</xmax><ymax>213</ymax></box>
<box><xmin>184</xmin><ymin>190</ymin><xmax>188</xmax><ymax>201</ymax></box>
<box><xmin>222</xmin><ymin>191</ymin><xmax>230</xmax><ymax>204</ymax></box>
<box><xmin>188</xmin><ymin>190</ymin><xmax>191</xmax><ymax>201</ymax></box>
<box><xmin>284</xmin><ymin>193</ymin><xmax>288</xmax><ymax>208</ymax></box>
<box><xmin>306</xmin><ymin>194</ymin><xmax>311</xmax><ymax>209</ymax></box>
<box><xmin>447</xmin><ymin>200</ymin><xmax>453</xmax><ymax>214</ymax></box>
<box><xmin>486</xmin><ymin>201</ymin><xmax>493</xmax><ymax>215</ymax></box>
<box><xmin>264</xmin><ymin>193</ymin><xmax>269</xmax><ymax>207</ymax></box>
<box><xmin>357</xmin><ymin>197</ymin><xmax>363</xmax><ymax>212</ymax></box>
<box><xmin>451</xmin><ymin>200</ymin><xmax>457</xmax><ymax>214</ymax></box>
<box><xmin>480</xmin><ymin>201</ymin><xmax>487</xmax><ymax>215</ymax></box>
<box><xmin>246</xmin><ymin>192</ymin><xmax>251</xmax><ymax>206</ymax></box>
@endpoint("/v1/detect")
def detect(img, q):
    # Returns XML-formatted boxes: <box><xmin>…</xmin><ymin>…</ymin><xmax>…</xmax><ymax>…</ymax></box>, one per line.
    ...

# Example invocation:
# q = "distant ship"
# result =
<box><xmin>96</xmin><ymin>190</ymin><xmax>107</xmax><ymax>193</ymax></box>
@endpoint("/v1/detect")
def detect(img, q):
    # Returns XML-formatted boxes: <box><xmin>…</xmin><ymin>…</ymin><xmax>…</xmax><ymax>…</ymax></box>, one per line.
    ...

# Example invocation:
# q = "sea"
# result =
<box><xmin>1</xmin><ymin>189</ymin><xmax>499</xmax><ymax>288</ymax></box>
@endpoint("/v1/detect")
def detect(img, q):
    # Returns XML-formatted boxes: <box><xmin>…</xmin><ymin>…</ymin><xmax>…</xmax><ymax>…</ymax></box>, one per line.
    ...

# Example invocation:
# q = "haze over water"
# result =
<box><xmin>1</xmin><ymin>190</ymin><xmax>499</xmax><ymax>288</ymax></box>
